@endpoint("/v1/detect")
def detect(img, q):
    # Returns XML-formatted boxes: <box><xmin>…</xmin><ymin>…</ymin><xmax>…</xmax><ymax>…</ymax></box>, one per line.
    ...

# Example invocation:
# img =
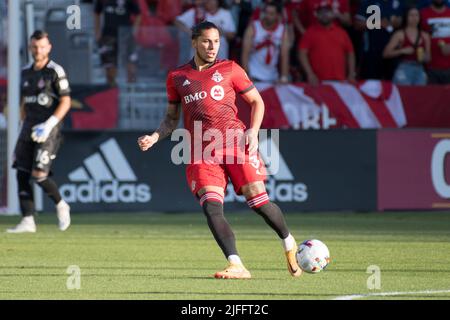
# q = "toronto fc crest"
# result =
<box><xmin>211</xmin><ymin>70</ymin><xmax>223</xmax><ymax>83</ymax></box>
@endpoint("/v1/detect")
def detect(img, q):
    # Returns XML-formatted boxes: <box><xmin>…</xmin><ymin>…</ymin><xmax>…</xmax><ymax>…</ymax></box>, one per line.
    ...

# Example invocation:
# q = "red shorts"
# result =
<box><xmin>186</xmin><ymin>152</ymin><xmax>267</xmax><ymax>196</ymax></box>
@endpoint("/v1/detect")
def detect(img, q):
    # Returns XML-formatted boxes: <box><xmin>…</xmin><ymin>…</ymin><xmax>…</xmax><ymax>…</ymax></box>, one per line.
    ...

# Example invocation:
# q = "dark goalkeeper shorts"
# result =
<box><xmin>13</xmin><ymin>129</ymin><xmax>62</xmax><ymax>174</ymax></box>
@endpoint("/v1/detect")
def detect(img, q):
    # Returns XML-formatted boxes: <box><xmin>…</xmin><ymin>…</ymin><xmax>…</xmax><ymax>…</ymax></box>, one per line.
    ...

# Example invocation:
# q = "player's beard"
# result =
<box><xmin>196</xmin><ymin>50</ymin><xmax>216</xmax><ymax>66</ymax></box>
<box><xmin>32</xmin><ymin>53</ymin><xmax>49</xmax><ymax>64</ymax></box>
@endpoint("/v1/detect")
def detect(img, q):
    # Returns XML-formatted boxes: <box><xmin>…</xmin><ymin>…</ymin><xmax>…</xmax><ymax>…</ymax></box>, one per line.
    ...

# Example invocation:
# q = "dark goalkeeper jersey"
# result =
<box><xmin>20</xmin><ymin>60</ymin><xmax>71</xmax><ymax>140</ymax></box>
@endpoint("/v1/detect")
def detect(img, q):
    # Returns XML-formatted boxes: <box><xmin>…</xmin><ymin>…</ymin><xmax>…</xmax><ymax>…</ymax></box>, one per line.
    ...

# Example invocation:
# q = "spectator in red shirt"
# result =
<box><xmin>296</xmin><ymin>0</ymin><xmax>351</xmax><ymax>31</ymax></box>
<box><xmin>420</xmin><ymin>0</ymin><xmax>450</xmax><ymax>84</ymax></box>
<box><xmin>299</xmin><ymin>1</ymin><xmax>355</xmax><ymax>84</ymax></box>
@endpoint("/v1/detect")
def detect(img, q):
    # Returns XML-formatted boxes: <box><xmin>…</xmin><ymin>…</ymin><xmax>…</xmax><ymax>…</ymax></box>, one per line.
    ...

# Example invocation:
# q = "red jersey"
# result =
<box><xmin>166</xmin><ymin>59</ymin><xmax>255</xmax><ymax>158</ymax></box>
<box><xmin>299</xmin><ymin>24</ymin><xmax>354</xmax><ymax>81</ymax></box>
<box><xmin>420</xmin><ymin>6</ymin><xmax>450</xmax><ymax>70</ymax></box>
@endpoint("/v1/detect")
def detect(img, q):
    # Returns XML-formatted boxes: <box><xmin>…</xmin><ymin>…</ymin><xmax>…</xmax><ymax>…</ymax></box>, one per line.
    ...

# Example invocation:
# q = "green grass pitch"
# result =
<box><xmin>1</xmin><ymin>211</ymin><xmax>450</xmax><ymax>300</ymax></box>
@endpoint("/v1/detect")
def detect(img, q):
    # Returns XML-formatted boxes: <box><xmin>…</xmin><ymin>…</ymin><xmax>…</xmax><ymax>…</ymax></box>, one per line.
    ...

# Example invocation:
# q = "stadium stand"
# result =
<box><xmin>34</xmin><ymin>0</ymin><xmax>105</xmax><ymax>84</ymax></box>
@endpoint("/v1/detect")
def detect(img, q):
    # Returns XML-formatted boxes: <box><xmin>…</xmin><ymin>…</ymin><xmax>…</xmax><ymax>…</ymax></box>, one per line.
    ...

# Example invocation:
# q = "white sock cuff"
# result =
<box><xmin>227</xmin><ymin>255</ymin><xmax>243</xmax><ymax>265</ymax></box>
<box><xmin>56</xmin><ymin>199</ymin><xmax>67</xmax><ymax>207</ymax></box>
<box><xmin>282</xmin><ymin>233</ymin><xmax>296</xmax><ymax>251</ymax></box>
<box><xmin>23</xmin><ymin>215</ymin><xmax>35</xmax><ymax>222</ymax></box>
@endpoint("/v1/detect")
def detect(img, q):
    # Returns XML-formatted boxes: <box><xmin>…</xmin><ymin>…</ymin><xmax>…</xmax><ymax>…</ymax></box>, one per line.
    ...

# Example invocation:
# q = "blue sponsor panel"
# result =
<box><xmin>224</xmin><ymin>130</ymin><xmax>377</xmax><ymax>211</ymax></box>
<box><xmin>44</xmin><ymin>130</ymin><xmax>376</xmax><ymax>212</ymax></box>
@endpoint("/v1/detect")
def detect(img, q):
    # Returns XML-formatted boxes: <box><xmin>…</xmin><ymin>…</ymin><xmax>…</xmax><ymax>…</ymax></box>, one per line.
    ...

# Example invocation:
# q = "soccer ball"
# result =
<box><xmin>296</xmin><ymin>239</ymin><xmax>330</xmax><ymax>273</ymax></box>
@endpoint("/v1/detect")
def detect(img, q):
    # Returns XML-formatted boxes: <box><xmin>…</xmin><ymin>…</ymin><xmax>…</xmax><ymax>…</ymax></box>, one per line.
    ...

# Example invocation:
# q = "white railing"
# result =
<box><xmin>118</xmin><ymin>82</ymin><xmax>168</xmax><ymax>130</ymax></box>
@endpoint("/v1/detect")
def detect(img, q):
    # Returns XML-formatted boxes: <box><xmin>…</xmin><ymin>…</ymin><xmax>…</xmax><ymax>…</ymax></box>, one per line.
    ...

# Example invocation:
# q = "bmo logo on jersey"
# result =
<box><xmin>184</xmin><ymin>91</ymin><xmax>207</xmax><ymax>104</ymax></box>
<box><xmin>183</xmin><ymin>85</ymin><xmax>225</xmax><ymax>104</ymax></box>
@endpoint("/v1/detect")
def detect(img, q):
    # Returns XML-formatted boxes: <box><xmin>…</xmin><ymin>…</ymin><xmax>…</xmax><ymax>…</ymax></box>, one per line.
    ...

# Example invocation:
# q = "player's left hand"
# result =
<box><xmin>245</xmin><ymin>129</ymin><xmax>259</xmax><ymax>155</ymax></box>
<box><xmin>31</xmin><ymin>119</ymin><xmax>57</xmax><ymax>143</ymax></box>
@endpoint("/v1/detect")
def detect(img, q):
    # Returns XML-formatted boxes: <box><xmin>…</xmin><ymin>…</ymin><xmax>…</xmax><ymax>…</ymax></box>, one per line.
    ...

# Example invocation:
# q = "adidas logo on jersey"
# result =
<box><xmin>224</xmin><ymin>137</ymin><xmax>308</xmax><ymax>203</ymax></box>
<box><xmin>183</xmin><ymin>79</ymin><xmax>191</xmax><ymax>86</ymax></box>
<box><xmin>59</xmin><ymin>138</ymin><xmax>151</xmax><ymax>204</ymax></box>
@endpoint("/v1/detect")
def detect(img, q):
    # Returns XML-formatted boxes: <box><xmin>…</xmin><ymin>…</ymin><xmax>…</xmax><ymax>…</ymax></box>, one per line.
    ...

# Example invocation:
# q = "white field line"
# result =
<box><xmin>333</xmin><ymin>289</ymin><xmax>450</xmax><ymax>300</ymax></box>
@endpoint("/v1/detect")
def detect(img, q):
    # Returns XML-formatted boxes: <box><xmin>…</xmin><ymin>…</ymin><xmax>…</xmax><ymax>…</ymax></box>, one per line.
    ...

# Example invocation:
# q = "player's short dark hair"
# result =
<box><xmin>191</xmin><ymin>21</ymin><xmax>220</xmax><ymax>40</ymax></box>
<box><xmin>30</xmin><ymin>30</ymin><xmax>49</xmax><ymax>41</ymax></box>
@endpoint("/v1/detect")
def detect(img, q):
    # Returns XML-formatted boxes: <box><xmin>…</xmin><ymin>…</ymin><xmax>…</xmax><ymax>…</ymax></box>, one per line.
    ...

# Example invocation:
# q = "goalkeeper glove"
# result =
<box><xmin>31</xmin><ymin>115</ymin><xmax>59</xmax><ymax>143</ymax></box>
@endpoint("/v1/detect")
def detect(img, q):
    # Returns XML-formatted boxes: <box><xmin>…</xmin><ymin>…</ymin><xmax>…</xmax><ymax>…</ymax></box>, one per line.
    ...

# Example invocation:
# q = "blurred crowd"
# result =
<box><xmin>90</xmin><ymin>0</ymin><xmax>450</xmax><ymax>86</ymax></box>
<box><xmin>0</xmin><ymin>0</ymin><xmax>448</xmax><ymax>86</ymax></box>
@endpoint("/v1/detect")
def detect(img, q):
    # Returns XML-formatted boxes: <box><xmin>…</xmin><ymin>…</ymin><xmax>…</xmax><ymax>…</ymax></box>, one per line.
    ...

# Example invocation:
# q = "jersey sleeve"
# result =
<box><xmin>166</xmin><ymin>72</ymin><xmax>181</xmax><ymax>104</ymax></box>
<box><xmin>53</xmin><ymin>66</ymin><xmax>71</xmax><ymax>97</ymax></box>
<box><xmin>231</xmin><ymin>62</ymin><xmax>254</xmax><ymax>95</ymax></box>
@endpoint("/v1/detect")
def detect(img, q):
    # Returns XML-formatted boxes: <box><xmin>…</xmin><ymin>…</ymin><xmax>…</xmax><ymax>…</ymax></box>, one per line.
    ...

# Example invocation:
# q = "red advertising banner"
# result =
<box><xmin>378</xmin><ymin>130</ymin><xmax>450</xmax><ymax>210</ymax></box>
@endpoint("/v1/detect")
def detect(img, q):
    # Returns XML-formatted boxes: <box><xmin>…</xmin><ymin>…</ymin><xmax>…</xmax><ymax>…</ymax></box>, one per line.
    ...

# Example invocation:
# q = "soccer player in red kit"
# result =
<box><xmin>138</xmin><ymin>21</ymin><xmax>302</xmax><ymax>279</ymax></box>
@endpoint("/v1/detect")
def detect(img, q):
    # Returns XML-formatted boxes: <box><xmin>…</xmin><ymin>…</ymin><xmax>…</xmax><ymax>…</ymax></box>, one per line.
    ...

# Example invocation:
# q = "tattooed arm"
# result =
<box><xmin>137</xmin><ymin>103</ymin><xmax>181</xmax><ymax>151</ymax></box>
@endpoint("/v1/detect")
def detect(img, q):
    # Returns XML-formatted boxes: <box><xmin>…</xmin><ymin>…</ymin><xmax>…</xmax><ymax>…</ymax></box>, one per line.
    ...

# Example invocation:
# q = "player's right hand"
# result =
<box><xmin>137</xmin><ymin>134</ymin><xmax>158</xmax><ymax>151</ymax></box>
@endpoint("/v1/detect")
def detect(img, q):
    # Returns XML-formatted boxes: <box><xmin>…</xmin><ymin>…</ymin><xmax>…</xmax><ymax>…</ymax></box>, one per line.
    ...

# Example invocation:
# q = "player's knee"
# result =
<box><xmin>17</xmin><ymin>170</ymin><xmax>31</xmax><ymax>185</ymax></box>
<box><xmin>31</xmin><ymin>169</ymin><xmax>47</xmax><ymax>179</ymax></box>
<box><xmin>246</xmin><ymin>191</ymin><xmax>270</xmax><ymax>210</ymax></box>
<box><xmin>31</xmin><ymin>173</ymin><xmax>48</xmax><ymax>185</ymax></box>
<box><xmin>241</xmin><ymin>181</ymin><xmax>266</xmax><ymax>199</ymax></box>
<box><xmin>202</xmin><ymin>201</ymin><xmax>224</xmax><ymax>218</ymax></box>
<box><xmin>200</xmin><ymin>191</ymin><xmax>224</xmax><ymax>217</ymax></box>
